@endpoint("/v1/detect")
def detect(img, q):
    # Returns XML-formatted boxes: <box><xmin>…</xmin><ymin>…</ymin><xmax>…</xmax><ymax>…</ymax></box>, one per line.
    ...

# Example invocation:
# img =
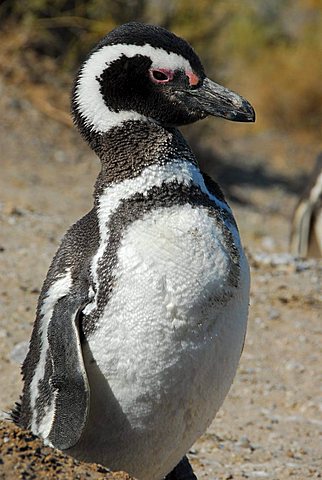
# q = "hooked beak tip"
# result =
<box><xmin>234</xmin><ymin>100</ymin><xmax>256</xmax><ymax>123</ymax></box>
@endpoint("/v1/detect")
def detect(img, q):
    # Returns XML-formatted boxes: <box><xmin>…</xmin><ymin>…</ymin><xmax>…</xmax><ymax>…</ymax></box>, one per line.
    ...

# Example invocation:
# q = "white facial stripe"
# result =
<box><xmin>75</xmin><ymin>43</ymin><xmax>192</xmax><ymax>133</ymax></box>
<box><xmin>84</xmin><ymin>161</ymin><xmax>236</xmax><ymax>315</ymax></box>
<box><xmin>30</xmin><ymin>269</ymin><xmax>73</xmax><ymax>435</ymax></box>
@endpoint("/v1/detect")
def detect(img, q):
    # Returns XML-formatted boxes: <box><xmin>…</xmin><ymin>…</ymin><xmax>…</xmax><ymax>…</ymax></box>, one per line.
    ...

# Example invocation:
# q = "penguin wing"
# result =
<box><xmin>16</xmin><ymin>209</ymin><xmax>99</xmax><ymax>450</ymax></box>
<box><xmin>45</xmin><ymin>286</ymin><xmax>90</xmax><ymax>450</ymax></box>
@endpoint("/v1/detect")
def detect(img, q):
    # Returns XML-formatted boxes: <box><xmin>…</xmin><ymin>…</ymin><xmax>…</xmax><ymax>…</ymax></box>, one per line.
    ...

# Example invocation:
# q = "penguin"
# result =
<box><xmin>290</xmin><ymin>153</ymin><xmax>322</xmax><ymax>258</ymax></box>
<box><xmin>13</xmin><ymin>22</ymin><xmax>255</xmax><ymax>480</ymax></box>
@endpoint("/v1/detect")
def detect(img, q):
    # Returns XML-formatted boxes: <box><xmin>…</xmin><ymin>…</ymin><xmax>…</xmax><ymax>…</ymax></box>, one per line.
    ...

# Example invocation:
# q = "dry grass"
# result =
<box><xmin>1</xmin><ymin>0</ymin><xmax>322</xmax><ymax>142</ymax></box>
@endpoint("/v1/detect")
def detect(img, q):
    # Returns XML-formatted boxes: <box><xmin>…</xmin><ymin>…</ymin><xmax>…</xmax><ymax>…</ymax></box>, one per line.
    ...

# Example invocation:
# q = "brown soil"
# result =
<box><xmin>0</xmin><ymin>80</ymin><xmax>321</xmax><ymax>480</ymax></box>
<box><xmin>0</xmin><ymin>421</ymin><xmax>135</xmax><ymax>480</ymax></box>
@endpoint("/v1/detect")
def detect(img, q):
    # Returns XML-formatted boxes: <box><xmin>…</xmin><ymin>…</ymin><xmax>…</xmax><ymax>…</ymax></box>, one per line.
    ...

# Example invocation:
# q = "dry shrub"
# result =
<box><xmin>1</xmin><ymin>0</ymin><xmax>322</xmax><ymax>140</ymax></box>
<box><xmin>249</xmin><ymin>39</ymin><xmax>322</xmax><ymax>135</ymax></box>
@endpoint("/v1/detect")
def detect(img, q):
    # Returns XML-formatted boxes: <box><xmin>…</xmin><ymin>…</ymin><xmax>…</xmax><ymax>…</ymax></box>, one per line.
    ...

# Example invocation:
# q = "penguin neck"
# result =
<box><xmin>90</xmin><ymin>120</ymin><xmax>198</xmax><ymax>199</ymax></box>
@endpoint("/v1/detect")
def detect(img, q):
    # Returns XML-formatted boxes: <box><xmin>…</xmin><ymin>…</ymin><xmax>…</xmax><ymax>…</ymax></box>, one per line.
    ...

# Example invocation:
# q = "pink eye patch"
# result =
<box><xmin>186</xmin><ymin>71</ymin><xmax>200</xmax><ymax>86</ymax></box>
<box><xmin>149</xmin><ymin>68</ymin><xmax>200</xmax><ymax>87</ymax></box>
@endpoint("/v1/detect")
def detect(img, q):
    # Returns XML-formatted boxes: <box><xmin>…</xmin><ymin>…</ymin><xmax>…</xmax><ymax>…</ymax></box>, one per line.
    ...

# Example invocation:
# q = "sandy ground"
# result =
<box><xmin>0</xmin><ymin>80</ymin><xmax>321</xmax><ymax>479</ymax></box>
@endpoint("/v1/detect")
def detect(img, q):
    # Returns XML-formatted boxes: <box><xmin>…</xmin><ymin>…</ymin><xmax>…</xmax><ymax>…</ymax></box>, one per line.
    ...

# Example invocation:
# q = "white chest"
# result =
<box><xmin>71</xmin><ymin>204</ymin><xmax>249</xmax><ymax>480</ymax></box>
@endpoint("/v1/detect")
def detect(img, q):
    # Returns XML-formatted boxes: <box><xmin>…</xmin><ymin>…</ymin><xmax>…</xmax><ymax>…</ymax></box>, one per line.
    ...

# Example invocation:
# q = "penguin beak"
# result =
<box><xmin>187</xmin><ymin>77</ymin><xmax>255</xmax><ymax>123</ymax></box>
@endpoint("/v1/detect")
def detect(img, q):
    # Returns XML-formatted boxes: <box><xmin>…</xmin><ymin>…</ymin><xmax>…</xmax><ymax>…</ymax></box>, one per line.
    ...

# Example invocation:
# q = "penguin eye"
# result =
<box><xmin>149</xmin><ymin>68</ymin><xmax>174</xmax><ymax>84</ymax></box>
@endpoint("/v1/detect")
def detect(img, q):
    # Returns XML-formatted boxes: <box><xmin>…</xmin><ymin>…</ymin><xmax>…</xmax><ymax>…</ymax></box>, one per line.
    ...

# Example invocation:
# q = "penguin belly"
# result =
<box><xmin>69</xmin><ymin>204</ymin><xmax>249</xmax><ymax>480</ymax></box>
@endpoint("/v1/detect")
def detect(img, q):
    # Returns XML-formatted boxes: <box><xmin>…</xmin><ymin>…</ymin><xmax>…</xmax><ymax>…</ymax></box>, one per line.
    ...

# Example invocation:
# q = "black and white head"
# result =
<box><xmin>72</xmin><ymin>22</ymin><xmax>255</xmax><ymax>145</ymax></box>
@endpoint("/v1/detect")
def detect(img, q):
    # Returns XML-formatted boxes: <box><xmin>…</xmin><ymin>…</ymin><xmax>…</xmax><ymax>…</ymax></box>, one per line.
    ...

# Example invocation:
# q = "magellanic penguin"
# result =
<box><xmin>13</xmin><ymin>22</ymin><xmax>255</xmax><ymax>480</ymax></box>
<box><xmin>290</xmin><ymin>153</ymin><xmax>322</xmax><ymax>258</ymax></box>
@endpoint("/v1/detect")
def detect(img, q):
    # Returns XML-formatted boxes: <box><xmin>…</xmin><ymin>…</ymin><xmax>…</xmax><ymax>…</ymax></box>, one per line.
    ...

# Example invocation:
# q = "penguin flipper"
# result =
<box><xmin>15</xmin><ymin>209</ymin><xmax>99</xmax><ymax>449</ymax></box>
<box><xmin>45</xmin><ymin>287</ymin><xmax>90</xmax><ymax>450</ymax></box>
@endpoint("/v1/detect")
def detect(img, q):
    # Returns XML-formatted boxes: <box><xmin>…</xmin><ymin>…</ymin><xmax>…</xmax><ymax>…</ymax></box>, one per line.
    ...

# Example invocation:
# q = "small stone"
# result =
<box><xmin>10</xmin><ymin>341</ymin><xmax>29</xmax><ymax>364</ymax></box>
<box><xmin>0</xmin><ymin>329</ymin><xmax>8</xmax><ymax>338</ymax></box>
<box><xmin>249</xmin><ymin>472</ymin><xmax>269</xmax><ymax>478</ymax></box>
<box><xmin>188</xmin><ymin>448</ymin><xmax>198</xmax><ymax>455</ymax></box>
<box><xmin>269</xmin><ymin>308</ymin><xmax>280</xmax><ymax>320</ymax></box>
<box><xmin>237</xmin><ymin>436</ymin><xmax>252</xmax><ymax>448</ymax></box>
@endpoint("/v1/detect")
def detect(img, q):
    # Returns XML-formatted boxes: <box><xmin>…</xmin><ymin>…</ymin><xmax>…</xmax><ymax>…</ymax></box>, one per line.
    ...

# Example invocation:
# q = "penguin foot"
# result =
<box><xmin>164</xmin><ymin>456</ymin><xmax>197</xmax><ymax>480</ymax></box>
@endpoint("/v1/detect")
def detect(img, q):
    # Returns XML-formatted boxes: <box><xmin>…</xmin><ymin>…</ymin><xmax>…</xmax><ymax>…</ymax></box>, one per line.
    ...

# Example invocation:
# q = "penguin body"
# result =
<box><xmin>14</xmin><ymin>22</ymin><xmax>255</xmax><ymax>480</ymax></box>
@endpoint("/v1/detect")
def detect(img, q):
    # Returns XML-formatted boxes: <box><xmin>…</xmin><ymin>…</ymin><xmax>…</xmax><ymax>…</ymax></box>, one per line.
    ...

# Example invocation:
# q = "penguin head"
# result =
<box><xmin>72</xmin><ymin>22</ymin><xmax>255</xmax><ymax>137</ymax></box>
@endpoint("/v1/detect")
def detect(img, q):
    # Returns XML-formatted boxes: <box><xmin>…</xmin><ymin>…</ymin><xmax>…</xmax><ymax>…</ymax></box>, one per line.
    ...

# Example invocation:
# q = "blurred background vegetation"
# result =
<box><xmin>1</xmin><ymin>0</ymin><xmax>322</xmax><ymax>138</ymax></box>
<box><xmin>1</xmin><ymin>0</ymin><xmax>322</xmax><ymax>182</ymax></box>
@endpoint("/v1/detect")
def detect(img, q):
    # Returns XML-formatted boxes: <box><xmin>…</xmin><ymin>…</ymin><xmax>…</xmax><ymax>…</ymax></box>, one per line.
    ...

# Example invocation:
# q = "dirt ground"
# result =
<box><xmin>0</xmin><ymin>79</ymin><xmax>321</xmax><ymax>479</ymax></box>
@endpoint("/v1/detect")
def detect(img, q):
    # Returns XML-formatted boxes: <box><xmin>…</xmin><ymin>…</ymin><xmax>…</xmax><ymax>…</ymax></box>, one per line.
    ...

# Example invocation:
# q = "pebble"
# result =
<box><xmin>248</xmin><ymin>472</ymin><xmax>269</xmax><ymax>478</ymax></box>
<box><xmin>268</xmin><ymin>308</ymin><xmax>280</xmax><ymax>320</ymax></box>
<box><xmin>54</xmin><ymin>150</ymin><xmax>66</xmax><ymax>163</ymax></box>
<box><xmin>285</xmin><ymin>360</ymin><xmax>305</xmax><ymax>373</ymax></box>
<box><xmin>237</xmin><ymin>436</ymin><xmax>252</xmax><ymax>448</ymax></box>
<box><xmin>0</xmin><ymin>329</ymin><xmax>8</xmax><ymax>338</ymax></box>
<box><xmin>251</xmin><ymin>252</ymin><xmax>318</xmax><ymax>271</ymax></box>
<box><xmin>10</xmin><ymin>341</ymin><xmax>29</xmax><ymax>364</ymax></box>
